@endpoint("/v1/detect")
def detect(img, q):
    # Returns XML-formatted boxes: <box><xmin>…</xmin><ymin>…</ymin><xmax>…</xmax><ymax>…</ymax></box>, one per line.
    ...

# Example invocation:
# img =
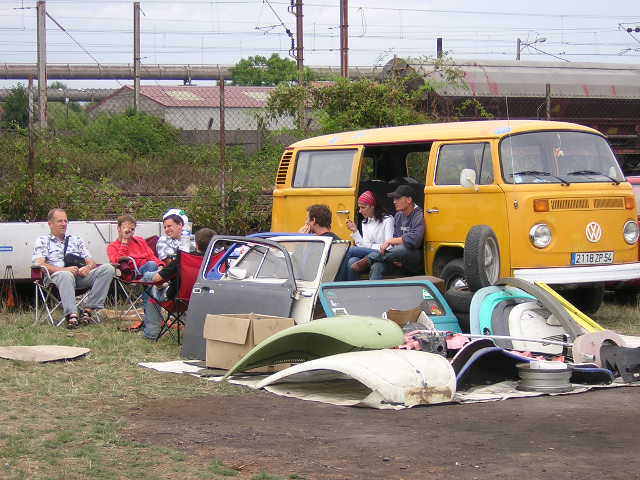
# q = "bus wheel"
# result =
<box><xmin>562</xmin><ymin>283</ymin><xmax>605</xmax><ymax>314</ymax></box>
<box><xmin>464</xmin><ymin>225</ymin><xmax>500</xmax><ymax>292</ymax></box>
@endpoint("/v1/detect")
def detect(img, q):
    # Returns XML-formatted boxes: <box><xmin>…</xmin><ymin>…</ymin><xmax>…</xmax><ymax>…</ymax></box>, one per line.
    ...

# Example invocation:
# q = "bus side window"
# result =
<box><xmin>361</xmin><ymin>156</ymin><xmax>376</xmax><ymax>181</ymax></box>
<box><xmin>436</xmin><ymin>143</ymin><xmax>492</xmax><ymax>185</ymax></box>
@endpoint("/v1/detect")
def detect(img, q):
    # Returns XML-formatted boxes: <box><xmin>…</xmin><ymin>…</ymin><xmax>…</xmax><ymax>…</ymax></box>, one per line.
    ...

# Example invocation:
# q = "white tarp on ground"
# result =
<box><xmin>0</xmin><ymin>345</ymin><xmax>90</xmax><ymax>362</ymax></box>
<box><xmin>139</xmin><ymin>360</ymin><xmax>204</xmax><ymax>374</ymax></box>
<box><xmin>140</xmin><ymin>357</ymin><xmax>640</xmax><ymax>409</ymax></box>
<box><xmin>139</xmin><ymin>359</ymin><xmax>640</xmax><ymax>408</ymax></box>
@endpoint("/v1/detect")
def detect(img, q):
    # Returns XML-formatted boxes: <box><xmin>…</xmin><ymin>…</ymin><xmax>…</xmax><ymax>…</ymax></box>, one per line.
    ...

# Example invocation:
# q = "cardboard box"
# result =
<box><xmin>203</xmin><ymin>313</ymin><xmax>295</xmax><ymax>372</ymax></box>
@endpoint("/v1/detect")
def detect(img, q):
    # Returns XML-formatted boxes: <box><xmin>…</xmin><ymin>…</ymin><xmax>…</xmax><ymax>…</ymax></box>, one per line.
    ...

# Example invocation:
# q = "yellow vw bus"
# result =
<box><xmin>271</xmin><ymin>120</ymin><xmax>640</xmax><ymax>312</ymax></box>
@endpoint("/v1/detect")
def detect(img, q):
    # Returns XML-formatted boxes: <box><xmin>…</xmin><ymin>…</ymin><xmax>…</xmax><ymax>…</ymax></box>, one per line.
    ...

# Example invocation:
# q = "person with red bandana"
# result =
<box><xmin>336</xmin><ymin>190</ymin><xmax>394</xmax><ymax>281</ymax></box>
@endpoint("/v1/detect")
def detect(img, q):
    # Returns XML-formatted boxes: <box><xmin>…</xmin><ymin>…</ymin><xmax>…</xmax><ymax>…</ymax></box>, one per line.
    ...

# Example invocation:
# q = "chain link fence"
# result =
<box><xmin>1</xmin><ymin>72</ymin><xmax>639</xmax><ymax>226</ymax></box>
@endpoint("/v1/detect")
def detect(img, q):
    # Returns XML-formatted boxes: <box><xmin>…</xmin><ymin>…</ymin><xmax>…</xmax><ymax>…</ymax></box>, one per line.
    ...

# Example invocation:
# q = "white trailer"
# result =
<box><xmin>0</xmin><ymin>221</ymin><xmax>163</xmax><ymax>282</ymax></box>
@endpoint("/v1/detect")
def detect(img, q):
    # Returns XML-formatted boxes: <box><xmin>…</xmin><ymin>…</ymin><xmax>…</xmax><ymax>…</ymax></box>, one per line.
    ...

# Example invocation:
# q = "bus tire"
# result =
<box><xmin>464</xmin><ymin>225</ymin><xmax>501</xmax><ymax>292</ymax></box>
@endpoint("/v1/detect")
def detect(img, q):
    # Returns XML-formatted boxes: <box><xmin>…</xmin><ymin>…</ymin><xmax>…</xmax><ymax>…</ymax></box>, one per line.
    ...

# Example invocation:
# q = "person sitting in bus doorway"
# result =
<box><xmin>32</xmin><ymin>208</ymin><xmax>116</xmax><ymax>329</ymax></box>
<box><xmin>351</xmin><ymin>185</ymin><xmax>424</xmax><ymax>280</ymax></box>
<box><xmin>298</xmin><ymin>204</ymin><xmax>341</xmax><ymax>241</ymax></box>
<box><xmin>335</xmin><ymin>190</ymin><xmax>394</xmax><ymax>281</ymax></box>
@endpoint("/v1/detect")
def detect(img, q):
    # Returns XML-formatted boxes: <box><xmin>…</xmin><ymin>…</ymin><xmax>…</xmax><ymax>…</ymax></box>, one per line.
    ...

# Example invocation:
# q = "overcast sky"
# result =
<box><xmin>1</xmin><ymin>0</ymin><xmax>639</xmax><ymax>88</ymax></box>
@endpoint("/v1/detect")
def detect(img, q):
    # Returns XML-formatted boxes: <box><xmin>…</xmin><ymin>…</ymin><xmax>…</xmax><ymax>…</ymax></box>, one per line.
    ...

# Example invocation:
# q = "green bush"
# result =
<box><xmin>188</xmin><ymin>185</ymin><xmax>271</xmax><ymax>235</ymax></box>
<box><xmin>0</xmin><ymin>108</ymin><xmax>286</xmax><ymax>230</ymax></box>
<box><xmin>77</xmin><ymin>110</ymin><xmax>179</xmax><ymax>157</ymax></box>
<box><xmin>1</xmin><ymin>83</ymin><xmax>28</xmax><ymax>129</ymax></box>
<box><xmin>0</xmin><ymin>168</ymin><xmax>125</xmax><ymax>221</ymax></box>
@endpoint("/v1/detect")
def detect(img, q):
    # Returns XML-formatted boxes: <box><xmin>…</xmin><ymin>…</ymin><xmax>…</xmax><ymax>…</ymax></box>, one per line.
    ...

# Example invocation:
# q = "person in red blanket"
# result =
<box><xmin>107</xmin><ymin>214</ymin><xmax>165</xmax><ymax>339</ymax></box>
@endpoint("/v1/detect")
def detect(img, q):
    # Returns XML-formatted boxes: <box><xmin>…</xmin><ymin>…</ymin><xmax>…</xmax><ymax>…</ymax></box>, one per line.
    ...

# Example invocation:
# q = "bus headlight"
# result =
<box><xmin>529</xmin><ymin>224</ymin><xmax>552</xmax><ymax>249</ymax></box>
<box><xmin>623</xmin><ymin>220</ymin><xmax>639</xmax><ymax>245</ymax></box>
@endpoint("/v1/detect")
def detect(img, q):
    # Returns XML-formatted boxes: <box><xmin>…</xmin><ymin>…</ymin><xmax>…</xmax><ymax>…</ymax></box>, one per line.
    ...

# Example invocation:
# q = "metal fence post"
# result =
<box><xmin>219</xmin><ymin>69</ymin><xmax>226</xmax><ymax>221</ymax></box>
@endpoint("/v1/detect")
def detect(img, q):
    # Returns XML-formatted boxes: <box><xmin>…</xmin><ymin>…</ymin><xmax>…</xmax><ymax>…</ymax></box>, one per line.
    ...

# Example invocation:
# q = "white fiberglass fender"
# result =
<box><xmin>255</xmin><ymin>349</ymin><xmax>456</xmax><ymax>410</ymax></box>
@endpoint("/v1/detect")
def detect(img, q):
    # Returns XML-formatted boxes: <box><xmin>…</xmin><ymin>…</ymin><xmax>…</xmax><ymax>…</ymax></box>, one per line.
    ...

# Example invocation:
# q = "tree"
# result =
<box><xmin>264</xmin><ymin>55</ymin><xmax>472</xmax><ymax>134</ymax></box>
<box><xmin>48</xmin><ymin>81</ymin><xmax>68</xmax><ymax>90</ymax></box>
<box><xmin>231</xmin><ymin>53</ymin><xmax>314</xmax><ymax>86</ymax></box>
<box><xmin>265</xmin><ymin>76</ymin><xmax>432</xmax><ymax>134</ymax></box>
<box><xmin>1</xmin><ymin>83</ymin><xmax>29</xmax><ymax>129</ymax></box>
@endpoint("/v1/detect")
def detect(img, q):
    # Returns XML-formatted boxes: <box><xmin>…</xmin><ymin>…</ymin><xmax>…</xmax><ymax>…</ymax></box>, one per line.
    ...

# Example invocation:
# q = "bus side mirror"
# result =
<box><xmin>460</xmin><ymin>169</ymin><xmax>477</xmax><ymax>188</ymax></box>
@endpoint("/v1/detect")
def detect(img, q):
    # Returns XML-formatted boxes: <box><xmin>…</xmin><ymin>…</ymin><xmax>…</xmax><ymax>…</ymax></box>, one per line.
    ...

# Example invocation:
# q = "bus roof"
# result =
<box><xmin>289</xmin><ymin>120</ymin><xmax>602</xmax><ymax>149</ymax></box>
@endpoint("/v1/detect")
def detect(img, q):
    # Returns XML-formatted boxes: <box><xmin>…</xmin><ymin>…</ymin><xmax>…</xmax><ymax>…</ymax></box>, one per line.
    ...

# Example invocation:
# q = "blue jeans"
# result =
<box><xmin>140</xmin><ymin>261</ymin><xmax>162</xmax><ymax>339</ymax></box>
<box><xmin>335</xmin><ymin>246</ymin><xmax>378</xmax><ymax>281</ymax></box>
<box><xmin>367</xmin><ymin>245</ymin><xmax>424</xmax><ymax>280</ymax></box>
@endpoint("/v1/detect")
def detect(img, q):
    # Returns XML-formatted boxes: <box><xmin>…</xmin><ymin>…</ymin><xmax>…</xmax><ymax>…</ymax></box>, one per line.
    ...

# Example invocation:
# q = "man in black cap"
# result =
<box><xmin>351</xmin><ymin>184</ymin><xmax>424</xmax><ymax>279</ymax></box>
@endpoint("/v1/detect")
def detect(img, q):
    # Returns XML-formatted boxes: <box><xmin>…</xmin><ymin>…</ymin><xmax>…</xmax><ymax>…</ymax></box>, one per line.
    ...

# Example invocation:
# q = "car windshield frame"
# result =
<box><xmin>500</xmin><ymin>130</ymin><xmax>624</xmax><ymax>185</ymax></box>
<box><xmin>229</xmin><ymin>239</ymin><xmax>326</xmax><ymax>283</ymax></box>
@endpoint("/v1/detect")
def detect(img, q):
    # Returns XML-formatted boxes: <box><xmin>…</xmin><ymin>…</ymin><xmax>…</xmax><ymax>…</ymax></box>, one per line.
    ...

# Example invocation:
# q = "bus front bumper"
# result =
<box><xmin>513</xmin><ymin>262</ymin><xmax>640</xmax><ymax>284</ymax></box>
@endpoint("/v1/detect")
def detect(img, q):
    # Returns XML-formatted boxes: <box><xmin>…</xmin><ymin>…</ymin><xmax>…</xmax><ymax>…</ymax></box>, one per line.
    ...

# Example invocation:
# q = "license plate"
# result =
<box><xmin>571</xmin><ymin>251</ymin><xmax>614</xmax><ymax>265</ymax></box>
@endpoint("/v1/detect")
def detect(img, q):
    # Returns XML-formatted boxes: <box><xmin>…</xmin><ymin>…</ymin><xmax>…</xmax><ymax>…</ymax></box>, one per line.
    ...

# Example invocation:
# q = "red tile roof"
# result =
<box><xmin>121</xmin><ymin>85</ymin><xmax>276</xmax><ymax>108</ymax></box>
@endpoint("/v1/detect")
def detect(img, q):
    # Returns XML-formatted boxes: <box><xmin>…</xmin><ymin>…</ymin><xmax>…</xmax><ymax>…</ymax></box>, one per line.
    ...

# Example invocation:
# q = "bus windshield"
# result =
<box><xmin>500</xmin><ymin>131</ymin><xmax>624</xmax><ymax>184</ymax></box>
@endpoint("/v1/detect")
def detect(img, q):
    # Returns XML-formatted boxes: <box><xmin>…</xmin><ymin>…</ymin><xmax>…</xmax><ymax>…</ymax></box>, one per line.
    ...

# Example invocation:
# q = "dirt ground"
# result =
<box><xmin>126</xmin><ymin>386</ymin><xmax>640</xmax><ymax>480</ymax></box>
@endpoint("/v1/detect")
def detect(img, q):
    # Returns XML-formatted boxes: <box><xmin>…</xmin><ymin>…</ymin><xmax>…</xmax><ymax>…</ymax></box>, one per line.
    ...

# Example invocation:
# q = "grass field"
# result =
<box><xmin>0</xmin><ymin>301</ymin><xmax>639</xmax><ymax>480</ymax></box>
<box><xmin>0</xmin><ymin>311</ymin><xmax>263</xmax><ymax>480</ymax></box>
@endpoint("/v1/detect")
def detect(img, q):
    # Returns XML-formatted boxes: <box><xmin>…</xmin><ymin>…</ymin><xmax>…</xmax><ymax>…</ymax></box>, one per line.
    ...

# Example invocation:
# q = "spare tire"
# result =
<box><xmin>444</xmin><ymin>286</ymin><xmax>474</xmax><ymax>313</ymax></box>
<box><xmin>455</xmin><ymin>311</ymin><xmax>471</xmax><ymax>333</ymax></box>
<box><xmin>464</xmin><ymin>225</ymin><xmax>501</xmax><ymax>292</ymax></box>
<box><xmin>440</xmin><ymin>258</ymin><xmax>467</xmax><ymax>291</ymax></box>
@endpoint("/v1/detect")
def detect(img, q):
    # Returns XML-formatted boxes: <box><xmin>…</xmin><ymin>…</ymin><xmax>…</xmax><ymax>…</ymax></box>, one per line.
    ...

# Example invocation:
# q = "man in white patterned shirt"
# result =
<box><xmin>32</xmin><ymin>208</ymin><xmax>115</xmax><ymax>329</ymax></box>
<box><xmin>155</xmin><ymin>213</ymin><xmax>185</xmax><ymax>263</ymax></box>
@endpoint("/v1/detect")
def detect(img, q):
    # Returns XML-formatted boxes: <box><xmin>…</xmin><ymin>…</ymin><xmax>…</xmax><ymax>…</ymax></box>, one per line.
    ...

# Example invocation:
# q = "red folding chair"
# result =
<box><xmin>154</xmin><ymin>252</ymin><xmax>203</xmax><ymax>342</ymax></box>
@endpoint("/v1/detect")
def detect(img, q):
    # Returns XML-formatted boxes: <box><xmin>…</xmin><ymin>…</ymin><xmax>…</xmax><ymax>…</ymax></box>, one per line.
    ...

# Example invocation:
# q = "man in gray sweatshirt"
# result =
<box><xmin>351</xmin><ymin>184</ymin><xmax>425</xmax><ymax>280</ymax></box>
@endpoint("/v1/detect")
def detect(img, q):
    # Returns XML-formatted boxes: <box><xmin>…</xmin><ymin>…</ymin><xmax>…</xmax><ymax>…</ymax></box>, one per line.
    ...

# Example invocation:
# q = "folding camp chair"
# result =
<box><xmin>154</xmin><ymin>252</ymin><xmax>203</xmax><ymax>342</ymax></box>
<box><xmin>112</xmin><ymin>258</ymin><xmax>146</xmax><ymax>326</ymax></box>
<box><xmin>111</xmin><ymin>235</ymin><xmax>161</xmax><ymax>329</ymax></box>
<box><xmin>32</xmin><ymin>265</ymin><xmax>92</xmax><ymax>327</ymax></box>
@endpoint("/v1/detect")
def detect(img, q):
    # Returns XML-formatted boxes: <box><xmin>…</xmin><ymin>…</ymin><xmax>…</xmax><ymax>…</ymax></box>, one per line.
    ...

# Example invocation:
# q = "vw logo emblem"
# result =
<box><xmin>585</xmin><ymin>222</ymin><xmax>602</xmax><ymax>243</ymax></box>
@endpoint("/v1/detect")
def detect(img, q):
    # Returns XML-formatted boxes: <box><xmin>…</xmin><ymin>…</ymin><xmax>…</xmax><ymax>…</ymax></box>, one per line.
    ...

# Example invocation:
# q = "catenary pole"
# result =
<box><xmin>36</xmin><ymin>1</ymin><xmax>47</xmax><ymax>129</ymax></box>
<box><xmin>133</xmin><ymin>2</ymin><xmax>141</xmax><ymax>112</ymax></box>
<box><xmin>295</xmin><ymin>0</ymin><xmax>304</xmax><ymax>83</ymax></box>
<box><xmin>340</xmin><ymin>0</ymin><xmax>348</xmax><ymax>78</ymax></box>
<box><xmin>295</xmin><ymin>0</ymin><xmax>304</xmax><ymax>129</ymax></box>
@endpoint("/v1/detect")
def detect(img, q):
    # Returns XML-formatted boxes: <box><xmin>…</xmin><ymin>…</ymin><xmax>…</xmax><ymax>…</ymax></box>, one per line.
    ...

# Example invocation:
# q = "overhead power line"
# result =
<box><xmin>45</xmin><ymin>11</ymin><xmax>103</xmax><ymax>66</ymax></box>
<box><xmin>35</xmin><ymin>0</ymin><xmax>640</xmax><ymax>20</ymax></box>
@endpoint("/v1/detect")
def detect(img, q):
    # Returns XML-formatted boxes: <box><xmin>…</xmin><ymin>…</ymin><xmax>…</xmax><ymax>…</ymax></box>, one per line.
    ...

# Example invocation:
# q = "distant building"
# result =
<box><xmin>88</xmin><ymin>85</ymin><xmax>295</xmax><ymax>131</ymax></box>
